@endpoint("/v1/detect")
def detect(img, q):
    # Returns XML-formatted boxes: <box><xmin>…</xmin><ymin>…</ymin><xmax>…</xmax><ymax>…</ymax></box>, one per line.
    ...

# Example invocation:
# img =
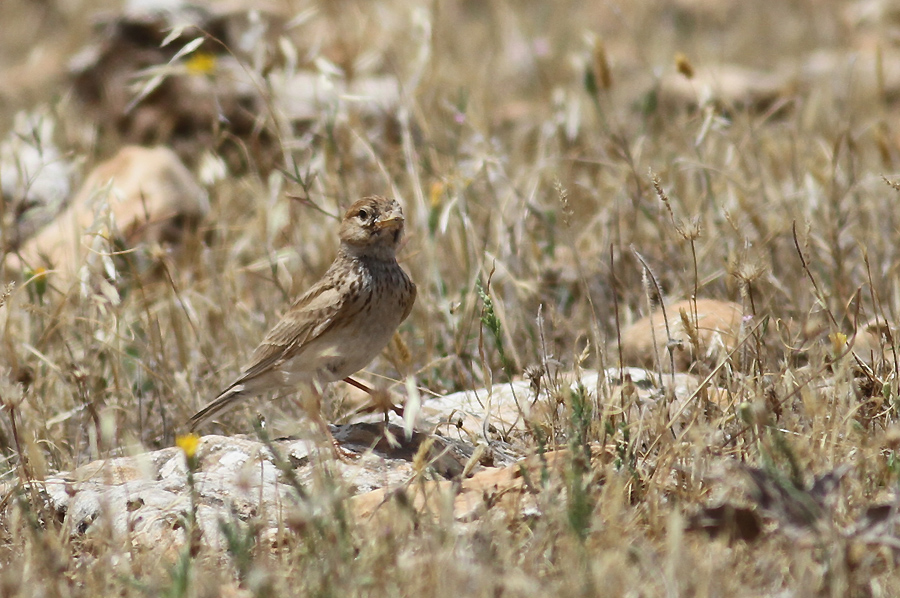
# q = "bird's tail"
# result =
<box><xmin>188</xmin><ymin>385</ymin><xmax>245</xmax><ymax>431</ymax></box>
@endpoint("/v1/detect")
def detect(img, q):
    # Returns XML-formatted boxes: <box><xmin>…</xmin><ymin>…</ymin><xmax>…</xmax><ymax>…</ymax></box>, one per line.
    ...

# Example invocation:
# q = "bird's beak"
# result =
<box><xmin>375</xmin><ymin>211</ymin><xmax>405</xmax><ymax>231</ymax></box>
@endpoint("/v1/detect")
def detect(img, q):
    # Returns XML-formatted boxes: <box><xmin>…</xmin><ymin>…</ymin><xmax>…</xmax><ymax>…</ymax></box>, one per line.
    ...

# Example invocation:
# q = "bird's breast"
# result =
<box><xmin>281</xmin><ymin>259</ymin><xmax>413</xmax><ymax>384</ymax></box>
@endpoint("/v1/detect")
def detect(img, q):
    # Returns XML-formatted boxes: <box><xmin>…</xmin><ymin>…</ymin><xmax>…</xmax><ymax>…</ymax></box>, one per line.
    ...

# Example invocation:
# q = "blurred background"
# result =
<box><xmin>4</xmin><ymin>1</ymin><xmax>900</xmax><ymax>595</ymax></box>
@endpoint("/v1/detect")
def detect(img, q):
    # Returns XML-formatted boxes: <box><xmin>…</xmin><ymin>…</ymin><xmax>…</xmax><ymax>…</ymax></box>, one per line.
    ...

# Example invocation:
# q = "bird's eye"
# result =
<box><xmin>357</xmin><ymin>208</ymin><xmax>369</xmax><ymax>221</ymax></box>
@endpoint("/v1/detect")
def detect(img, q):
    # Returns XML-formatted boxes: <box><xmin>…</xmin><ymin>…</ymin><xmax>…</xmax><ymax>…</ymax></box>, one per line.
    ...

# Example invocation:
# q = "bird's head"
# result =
<box><xmin>339</xmin><ymin>196</ymin><xmax>406</xmax><ymax>259</ymax></box>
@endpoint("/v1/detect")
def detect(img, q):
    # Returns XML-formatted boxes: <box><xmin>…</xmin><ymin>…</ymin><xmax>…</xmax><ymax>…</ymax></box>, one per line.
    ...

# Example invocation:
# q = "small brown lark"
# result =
<box><xmin>189</xmin><ymin>196</ymin><xmax>416</xmax><ymax>433</ymax></box>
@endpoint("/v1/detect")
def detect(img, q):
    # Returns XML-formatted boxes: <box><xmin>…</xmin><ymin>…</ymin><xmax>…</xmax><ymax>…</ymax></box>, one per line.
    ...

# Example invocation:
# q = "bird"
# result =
<box><xmin>189</xmin><ymin>196</ymin><xmax>416</xmax><ymax>440</ymax></box>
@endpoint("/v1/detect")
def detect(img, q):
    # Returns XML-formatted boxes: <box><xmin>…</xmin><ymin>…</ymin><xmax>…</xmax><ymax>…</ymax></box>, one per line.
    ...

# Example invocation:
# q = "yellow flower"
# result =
<box><xmin>185</xmin><ymin>52</ymin><xmax>217</xmax><ymax>75</ymax></box>
<box><xmin>429</xmin><ymin>181</ymin><xmax>445</xmax><ymax>209</ymax></box>
<box><xmin>829</xmin><ymin>331</ymin><xmax>848</xmax><ymax>353</ymax></box>
<box><xmin>25</xmin><ymin>267</ymin><xmax>48</xmax><ymax>301</ymax></box>
<box><xmin>176</xmin><ymin>433</ymin><xmax>201</xmax><ymax>459</ymax></box>
<box><xmin>674</xmin><ymin>52</ymin><xmax>694</xmax><ymax>79</ymax></box>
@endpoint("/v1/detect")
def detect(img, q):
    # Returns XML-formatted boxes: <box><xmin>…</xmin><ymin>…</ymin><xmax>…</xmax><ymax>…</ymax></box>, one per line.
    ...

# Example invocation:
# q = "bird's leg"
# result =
<box><xmin>343</xmin><ymin>376</ymin><xmax>372</xmax><ymax>394</ymax></box>
<box><xmin>303</xmin><ymin>383</ymin><xmax>357</xmax><ymax>462</ymax></box>
<box><xmin>343</xmin><ymin>376</ymin><xmax>399</xmax><ymax>427</ymax></box>
<box><xmin>312</xmin><ymin>409</ymin><xmax>357</xmax><ymax>462</ymax></box>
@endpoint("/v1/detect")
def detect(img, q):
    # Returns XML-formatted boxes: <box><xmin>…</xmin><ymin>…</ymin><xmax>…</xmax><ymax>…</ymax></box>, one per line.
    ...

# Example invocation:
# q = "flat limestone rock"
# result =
<box><xmin>400</xmin><ymin>367</ymin><xmax>728</xmax><ymax>449</ymax></box>
<box><xmin>658</xmin><ymin>64</ymin><xmax>793</xmax><ymax>112</ymax></box>
<box><xmin>352</xmin><ymin>449</ymin><xmax>580</xmax><ymax>523</ymax></box>
<box><xmin>4</xmin><ymin>370</ymin><xmax>727</xmax><ymax>556</ymax></box>
<box><xmin>12</xmin><ymin>425</ymin><xmax>474</xmax><ymax>554</ymax></box>
<box><xmin>5</xmin><ymin>145</ymin><xmax>208</xmax><ymax>289</ymax></box>
<box><xmin>619</xmin><ymin>299</ymin><xmax>745</xmax><ymax>373</ymax></box>
<box><xmin>0</xmin><ymin>112</ymin><xmax>74</xmax><ymax>250</ymax></box>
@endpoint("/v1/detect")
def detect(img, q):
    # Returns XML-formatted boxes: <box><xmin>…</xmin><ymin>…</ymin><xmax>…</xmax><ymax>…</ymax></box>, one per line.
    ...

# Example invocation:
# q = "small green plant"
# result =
<box><xmin>476</xmin><ymin>277</ymin><xmax>513</xmax><ymax>376</ymax></box>
<box><xmin>218</xmin><ymin>513</ymin><xmax>261</xmax><ymax>588</ymax></box>
<box><xmin>565</xmin><ymin>385</ymin><xmax>594</xmax><ymax>541</ymax></box>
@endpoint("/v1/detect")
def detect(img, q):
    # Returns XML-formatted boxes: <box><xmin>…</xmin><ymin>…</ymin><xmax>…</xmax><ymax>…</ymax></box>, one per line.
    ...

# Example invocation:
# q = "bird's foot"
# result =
<box><xmin>329</xmin><ymin>439</ymin><xmax>359</xmax><ymax>462</ymax></box>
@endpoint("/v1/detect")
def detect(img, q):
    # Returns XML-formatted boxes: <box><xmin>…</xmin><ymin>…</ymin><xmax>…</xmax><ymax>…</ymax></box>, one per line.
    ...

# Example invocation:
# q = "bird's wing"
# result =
<box><xmin>401</xmin><ymin>279</ymin><xmax>416</xmax><ymax>323</ymax></box>
<box><xmin>233</xmin><ymin>275</ymin><xmax>361</xmax><ymax>385</ymax></box>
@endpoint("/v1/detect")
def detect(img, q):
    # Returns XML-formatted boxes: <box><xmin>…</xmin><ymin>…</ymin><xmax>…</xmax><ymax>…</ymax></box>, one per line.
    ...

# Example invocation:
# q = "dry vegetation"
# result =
<box><xmin>3</xmin><ymin>0</ymin><xmax>900</xmax><ymax>596</ymax></box>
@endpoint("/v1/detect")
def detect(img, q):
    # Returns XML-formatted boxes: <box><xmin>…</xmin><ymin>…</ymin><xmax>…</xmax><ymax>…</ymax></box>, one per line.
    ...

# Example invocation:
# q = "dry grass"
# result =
<box><xmin>3</xmin><ymin>0</ymin><xmax>900</xmax><ymax>595</ymax></box>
